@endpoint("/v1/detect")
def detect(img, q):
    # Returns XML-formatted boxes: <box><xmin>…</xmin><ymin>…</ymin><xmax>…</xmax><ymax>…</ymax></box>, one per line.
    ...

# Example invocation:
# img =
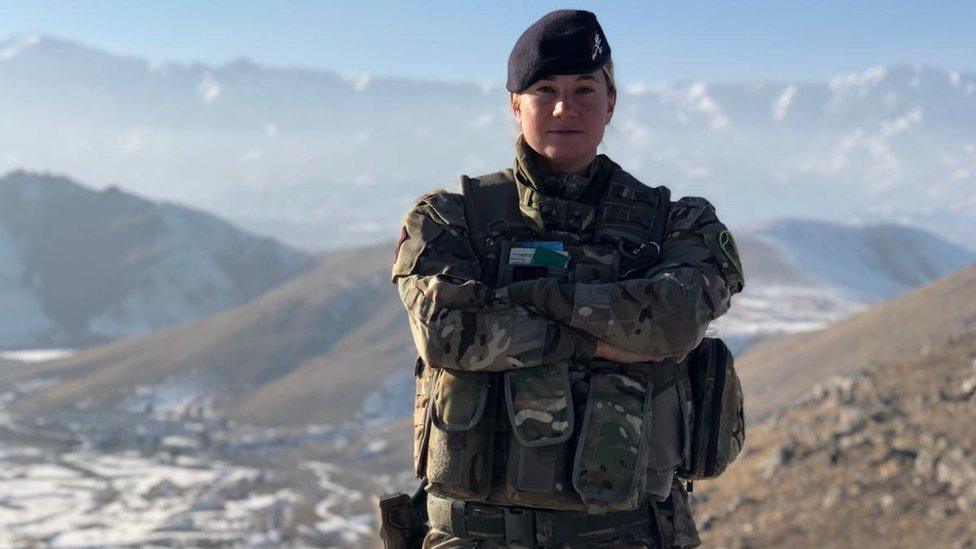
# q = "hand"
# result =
<box><xmin>594</xmin><ymin>339</ymin><xmax>665</xmax><ymax>363</ymax></box>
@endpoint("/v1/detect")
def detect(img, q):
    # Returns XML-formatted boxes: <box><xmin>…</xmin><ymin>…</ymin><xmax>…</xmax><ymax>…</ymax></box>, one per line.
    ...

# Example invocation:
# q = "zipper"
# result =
<box><xmin>705</xmin><ymin>342</ymin><xmax>727</xmax><ymax>475</ymax></box>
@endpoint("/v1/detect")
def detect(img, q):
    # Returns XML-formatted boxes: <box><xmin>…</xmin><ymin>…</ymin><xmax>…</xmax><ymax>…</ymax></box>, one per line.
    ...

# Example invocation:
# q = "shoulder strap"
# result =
<box><xmin>652</xmin><ymin>186</ymin><xmax>672</xmax><ymax>249</ymax></box>
<box><xmin>460</xmin><ymin>170</ymin><xmax>522</xmax><ymax>258</ymax></box>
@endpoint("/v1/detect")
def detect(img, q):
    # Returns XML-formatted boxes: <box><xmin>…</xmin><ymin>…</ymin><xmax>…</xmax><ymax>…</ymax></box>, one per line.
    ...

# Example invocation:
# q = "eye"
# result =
<box><xmin>576</xmin><ymin>86</ymin><xmax>596</xmax><ymax>94</ymax></box>
<box><xmin>536</xmin><ymin>85</ymin><xmax>556</xmax><ymax>94</ymax></box>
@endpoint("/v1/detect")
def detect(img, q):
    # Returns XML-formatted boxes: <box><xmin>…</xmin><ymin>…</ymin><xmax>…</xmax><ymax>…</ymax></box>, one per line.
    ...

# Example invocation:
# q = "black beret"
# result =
<box><xmin>507</xmin><ymin>10</ymin><xmax>611</xmax><ymax>93</ymax></box>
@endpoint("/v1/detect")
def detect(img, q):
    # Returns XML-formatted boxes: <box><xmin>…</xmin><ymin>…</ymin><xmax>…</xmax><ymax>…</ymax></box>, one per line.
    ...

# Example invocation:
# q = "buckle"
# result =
<box><xmin>503</xmin><ymin>507</ymin><xmax>535</xmax><ymax>545</ymax></box>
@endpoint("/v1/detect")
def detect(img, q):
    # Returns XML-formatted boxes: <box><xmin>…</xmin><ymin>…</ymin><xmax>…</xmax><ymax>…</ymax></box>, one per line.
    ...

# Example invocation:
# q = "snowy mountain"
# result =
<box><xmin>0</xmin><ymin>170</ymin><xmax>315</xmax><ymax>349</ymax></box>
<box><xmin>1</xmin><ymin>34</ymin><xmax>974</xmax><ymax>250</ymax></box>
<box><xmin>714</xmin><ymin>219</ymin><xmax>976</xmax><ymax>349</ymax></box>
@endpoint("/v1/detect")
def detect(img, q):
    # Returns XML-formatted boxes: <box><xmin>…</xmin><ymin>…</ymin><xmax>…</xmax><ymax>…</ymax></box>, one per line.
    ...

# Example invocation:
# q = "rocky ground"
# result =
<box><xmin>693</xmin><ymin>330</ymin><xmax>976</xmax><ymax>548</ymax></box>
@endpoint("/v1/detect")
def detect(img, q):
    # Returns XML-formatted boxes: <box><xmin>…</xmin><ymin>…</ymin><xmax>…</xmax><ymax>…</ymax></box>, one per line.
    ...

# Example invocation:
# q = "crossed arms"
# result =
<box><xmin>391</xmin><ymin>191</ymin><xmax>743</xmax><ymax>372</ymax></box>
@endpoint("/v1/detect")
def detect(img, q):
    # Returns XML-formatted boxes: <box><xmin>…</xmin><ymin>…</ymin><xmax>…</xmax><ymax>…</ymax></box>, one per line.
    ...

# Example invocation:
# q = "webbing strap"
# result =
<box><xmin>459</xmin><ymin>171</ymin><xmax>522</xmax><ymax>258</ymax></box>
<box><xmin>427</xmin><ymin>492</ymin><xmax>651</xmax><ymax>545</ymax></box>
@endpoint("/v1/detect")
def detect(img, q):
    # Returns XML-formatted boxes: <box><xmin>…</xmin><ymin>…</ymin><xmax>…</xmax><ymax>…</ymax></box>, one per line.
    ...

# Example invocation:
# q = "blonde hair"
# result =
<box><xmin>601</xmin><ymin>58</ymin><xmax>616</xmax><ymax>95</ymax></box>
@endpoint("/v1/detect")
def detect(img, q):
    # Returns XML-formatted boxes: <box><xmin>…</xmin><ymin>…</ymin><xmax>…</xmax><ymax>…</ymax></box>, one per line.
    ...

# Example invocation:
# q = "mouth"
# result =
<box><xmin>547</xmin><ymin>130</ymin><xmax>584</xmax><ymax>135</ymax></box>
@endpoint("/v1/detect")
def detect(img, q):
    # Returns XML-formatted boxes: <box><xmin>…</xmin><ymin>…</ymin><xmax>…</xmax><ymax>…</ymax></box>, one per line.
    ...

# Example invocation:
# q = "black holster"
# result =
<box><xmin>377</xmin><ymin>483</ymin><xmax>428</xmax><ymax>549</ymax></box>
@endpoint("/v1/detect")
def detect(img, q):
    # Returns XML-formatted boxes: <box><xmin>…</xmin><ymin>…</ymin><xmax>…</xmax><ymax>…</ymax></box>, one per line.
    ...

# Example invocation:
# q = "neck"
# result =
<box><xmin>535</xmin><ymin>152</ymin><xmax>597</xmax><ymax>177</ymax></box>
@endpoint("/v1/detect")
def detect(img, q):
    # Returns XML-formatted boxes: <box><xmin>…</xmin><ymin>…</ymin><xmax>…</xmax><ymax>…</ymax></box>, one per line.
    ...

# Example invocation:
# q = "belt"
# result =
<box><xmin>426</xmin><ymin>492</ymin><xmax>652</xmax><ymax>546</ymax></box>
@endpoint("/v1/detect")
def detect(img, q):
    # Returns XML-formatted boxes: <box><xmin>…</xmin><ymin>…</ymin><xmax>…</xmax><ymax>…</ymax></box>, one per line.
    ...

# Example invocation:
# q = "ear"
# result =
<box><xmin>510</xmin><ymin>92</ymin><xmax>522</xmax><ymax>122</ymax></box>
<box><xmin>605</xmin><ymin>89</ymin><xmax>616</xmax><ymax>125</ymax></box>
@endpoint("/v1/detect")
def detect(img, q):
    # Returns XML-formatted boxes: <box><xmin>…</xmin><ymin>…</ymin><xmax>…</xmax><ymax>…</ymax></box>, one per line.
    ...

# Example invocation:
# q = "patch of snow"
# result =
<box><xmin>120</xmin><ymin>377</ymin><xmax>215</xmax><ymax>420</ymax></box>
<box><xmin>772</xmin><ymin>85</ymin><xmax>797</xmax><ymax>122</ymax></box>
<box><xmin>0</xmin><ymin>349</ymin><xmax>74</xmax><ymax>363</ymax></box>
<box><xmin>0</xmin><ymin>448</ymin><xmax>267</xmax><ymax>547</ymax></box>
<box><xmin>197</xmin><ymin>72</ymin><xmax>222</xmax><ymax>104</ymax></box>
<box><xmin>344</xmin><ymin>73</ymin><xmax>371</xmax><ymax>92</ymax></box>
<box><xmin>830</xmin><ymin>66</ymin><xmax>888</xmax><ymax>97</ymax></box>
<box><xmin>0</xmin><ymin>34</ymin><xmax>41</xmax><ymax>61</ymax></box>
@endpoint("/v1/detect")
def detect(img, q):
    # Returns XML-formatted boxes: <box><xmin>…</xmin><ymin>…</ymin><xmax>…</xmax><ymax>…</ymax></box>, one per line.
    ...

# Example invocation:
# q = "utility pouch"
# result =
<box><xmin>679</xmin><ymin>338</ymin><xmax>745</xmax><ymax>480</ymax></box>
<box><xmin>572</xmin><ymin>370</ymin><xmax>653</xmax><ymax>510</ymax></box>
<box><xmin>425</xmin><ymin>368</ymin><xmax>496</xmax><ymax>499</ymax></box>
<box><xmin>376</xmin><ymin>482</ymin><xmax>428</xmax><ymax>549</ymax></box>
<box><xmin>376</xmin><ymin>492</ymin><xmax>412</xmax><ymax>549</ymax></box>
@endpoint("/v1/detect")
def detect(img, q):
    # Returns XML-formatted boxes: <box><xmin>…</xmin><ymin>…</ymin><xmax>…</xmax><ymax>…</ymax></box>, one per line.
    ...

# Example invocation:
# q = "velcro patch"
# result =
<box><xmin>394</xmin><ymin>226</ymin><xmax>409</xmax><ymax>262</ymax></box>
<box><xmin>718</xmin><ymin>230</ymin><xmax>742</xmax><ymax>277</ymax></box>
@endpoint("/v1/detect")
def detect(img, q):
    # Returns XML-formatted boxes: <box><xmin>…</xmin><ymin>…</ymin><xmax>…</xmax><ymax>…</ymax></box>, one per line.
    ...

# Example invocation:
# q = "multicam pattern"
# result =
<box><xmin>393</xmin><ymin>192</ymin><xmax>597</xmax><ymax>372</ymax></box>
<box><xmin>573</xmin><ymin>372</ymin><xmax>651</xmax><ymax>507</ymax></box>
<box><xmin>504</xmin><ymin>196</ymin><xmax>744</xmax><ymax>361</ymax></box>
<box><xmin>505</xmin><ymin>362</ymin><xmax>574</xmax><ymax>445</ymax></box>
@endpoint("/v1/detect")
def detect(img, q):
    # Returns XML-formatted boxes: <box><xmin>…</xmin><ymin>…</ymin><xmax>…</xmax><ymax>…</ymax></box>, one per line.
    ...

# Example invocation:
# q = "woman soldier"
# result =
<box><xmin>391</xmin><ymin>10</ymin><xmax>744</xmax><ymax>548</ymax></box>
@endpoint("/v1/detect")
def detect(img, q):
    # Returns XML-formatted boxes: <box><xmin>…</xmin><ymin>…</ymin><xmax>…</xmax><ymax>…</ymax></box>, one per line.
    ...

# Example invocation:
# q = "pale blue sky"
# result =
<box><xmin>1</xmin><ymin>0</ymin><xmax>974</xmax><ymax>85</ymax></box>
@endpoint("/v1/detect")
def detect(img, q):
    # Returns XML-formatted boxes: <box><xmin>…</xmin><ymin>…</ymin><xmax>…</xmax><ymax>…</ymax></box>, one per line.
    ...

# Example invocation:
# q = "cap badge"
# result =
<box><xmin>591</xmin><ymin>33</ymin><xmax>604</xmax><ymax>61</ymax></box>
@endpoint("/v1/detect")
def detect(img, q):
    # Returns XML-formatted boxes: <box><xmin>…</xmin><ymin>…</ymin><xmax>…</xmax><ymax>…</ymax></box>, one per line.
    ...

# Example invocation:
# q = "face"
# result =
<box><xmin>510</xmin><ymin>70</ymin><xmax>616</xmax><ymax>174</ymax></box>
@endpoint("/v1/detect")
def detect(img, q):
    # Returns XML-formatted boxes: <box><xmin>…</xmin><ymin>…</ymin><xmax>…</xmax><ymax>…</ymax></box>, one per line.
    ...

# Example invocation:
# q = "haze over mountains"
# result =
<box><xmin>2</xmin><ymin>34</ymin><xmax>974</xmax><ymax>251</ymax></box>
<box><xmin>0</xmin><ymin>171</ymin><xmax>314</xmax><ymax>350</ymax></box>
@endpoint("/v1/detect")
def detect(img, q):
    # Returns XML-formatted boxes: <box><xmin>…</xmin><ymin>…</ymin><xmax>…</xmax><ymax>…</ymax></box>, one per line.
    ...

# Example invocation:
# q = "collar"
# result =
<box><xmin>512</xmin><ymin>134</ymin><xmax>616</xmax><ymax>235</ymax></box>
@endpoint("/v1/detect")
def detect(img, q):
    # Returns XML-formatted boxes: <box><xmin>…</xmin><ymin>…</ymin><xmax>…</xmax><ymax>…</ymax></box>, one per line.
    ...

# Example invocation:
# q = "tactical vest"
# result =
<box><xmin>412</xmin><ymin>168</ymin><xmax>744</xmax><ymax>514</ymax></box>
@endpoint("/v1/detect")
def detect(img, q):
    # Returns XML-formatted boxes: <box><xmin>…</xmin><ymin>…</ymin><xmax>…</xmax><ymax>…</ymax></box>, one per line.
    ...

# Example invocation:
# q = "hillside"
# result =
<box><xmin>695</xmin><ymin>266</ymin><xmax>976</xmax><ymax>546</ymax></box>
<box><xmin>0</xmin><ymin>170</ymin><xmax>315</xmax><ymax>349</ymax></box>
<box><xmin>1</xmin><ymin>241</ymin><xmax>411</xmax><ymax>427</ymax></box>
<box><xmin>737</xmin><ymin>263</ymin><xmax>976</xmax><ymax>421</ymax></box>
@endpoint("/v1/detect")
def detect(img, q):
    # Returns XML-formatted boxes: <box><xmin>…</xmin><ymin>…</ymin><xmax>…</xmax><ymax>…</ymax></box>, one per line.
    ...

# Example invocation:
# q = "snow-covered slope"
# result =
<box><xmin>713</xmin><ymin>220</ymin><xmax>976</xmax><ymax>349</ymax></box>
<box><xmin>1</xmin><ymin>34</ymin><xmax>974</xmax><ymax>250</ymax></box>
<box><xmin>0</xmin><ymin>170</ymin><xmax>316</xmax><ymax>349</ymax></box>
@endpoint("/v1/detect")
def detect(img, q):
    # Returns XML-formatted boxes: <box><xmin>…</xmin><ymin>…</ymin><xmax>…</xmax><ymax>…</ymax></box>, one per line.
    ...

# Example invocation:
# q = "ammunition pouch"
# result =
<box><xmin>572</xmin><ymin>369</ymin><xmax>653</xmax><ymax>510</ymax></box>
<box><xmin>501</xmin><ymin>361</ymin><xmax>581</xmax><ymax>509</ymax></box>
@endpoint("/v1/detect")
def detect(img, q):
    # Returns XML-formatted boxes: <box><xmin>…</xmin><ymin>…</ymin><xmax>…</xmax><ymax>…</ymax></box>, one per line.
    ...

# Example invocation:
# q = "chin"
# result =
<box><xmin>541</xmin><ymin>144</ymin><xmax>594</xmax><ymax>166</ymax></box>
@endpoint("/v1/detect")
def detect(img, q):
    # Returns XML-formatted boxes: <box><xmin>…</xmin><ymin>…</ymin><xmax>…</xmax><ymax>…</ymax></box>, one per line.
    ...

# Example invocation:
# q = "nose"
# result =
<box><xmin>552</xmin><ymin>95</ymin><xmax>577</xmax><ymax>118</ymax></box>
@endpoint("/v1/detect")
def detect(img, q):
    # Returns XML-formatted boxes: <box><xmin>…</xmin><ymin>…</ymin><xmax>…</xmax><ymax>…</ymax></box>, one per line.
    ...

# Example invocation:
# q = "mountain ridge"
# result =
<box><xmin>0</xmin><ymin>170</ymin><xmax>315</xmax><ymax>349</ymax></box>
<box><xmin>2</xmin><ymin>34</ymin><xmax>974</xmax><ymax>251</ymax></box>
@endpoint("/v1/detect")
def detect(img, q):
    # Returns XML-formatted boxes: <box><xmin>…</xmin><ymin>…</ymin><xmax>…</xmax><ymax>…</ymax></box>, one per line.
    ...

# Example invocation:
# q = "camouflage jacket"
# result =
<box><xmin>391</xmin><ymin>155</ymin><xmax>744</xmax><ymax>372</ymax></box>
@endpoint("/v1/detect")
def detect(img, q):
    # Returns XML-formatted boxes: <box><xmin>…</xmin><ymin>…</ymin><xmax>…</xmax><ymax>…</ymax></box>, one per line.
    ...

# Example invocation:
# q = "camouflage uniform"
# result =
<box><xmin>392</xmin><ymin>137</ymin><xmax>744</xmax><ymax>547</ymax></box>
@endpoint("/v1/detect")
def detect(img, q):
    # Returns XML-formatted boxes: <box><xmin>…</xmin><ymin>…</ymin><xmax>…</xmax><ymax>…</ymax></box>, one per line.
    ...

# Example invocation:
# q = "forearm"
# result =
<box><xmin>505</xmin><ymin>271</ymin><xmax>723</xmax><ymax>359</ymax></box>
<box><xmin>398</xmin><ymin>274</ymin><xmax>596</xmax><ymax>372</ymax></box>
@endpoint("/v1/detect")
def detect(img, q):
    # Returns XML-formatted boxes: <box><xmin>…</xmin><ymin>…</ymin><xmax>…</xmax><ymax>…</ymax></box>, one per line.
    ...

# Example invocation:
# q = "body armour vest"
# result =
<box><xmin>412</xmin><ymin>166</ymin><xmax>694</xmax><ymax>514</ymax></box>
